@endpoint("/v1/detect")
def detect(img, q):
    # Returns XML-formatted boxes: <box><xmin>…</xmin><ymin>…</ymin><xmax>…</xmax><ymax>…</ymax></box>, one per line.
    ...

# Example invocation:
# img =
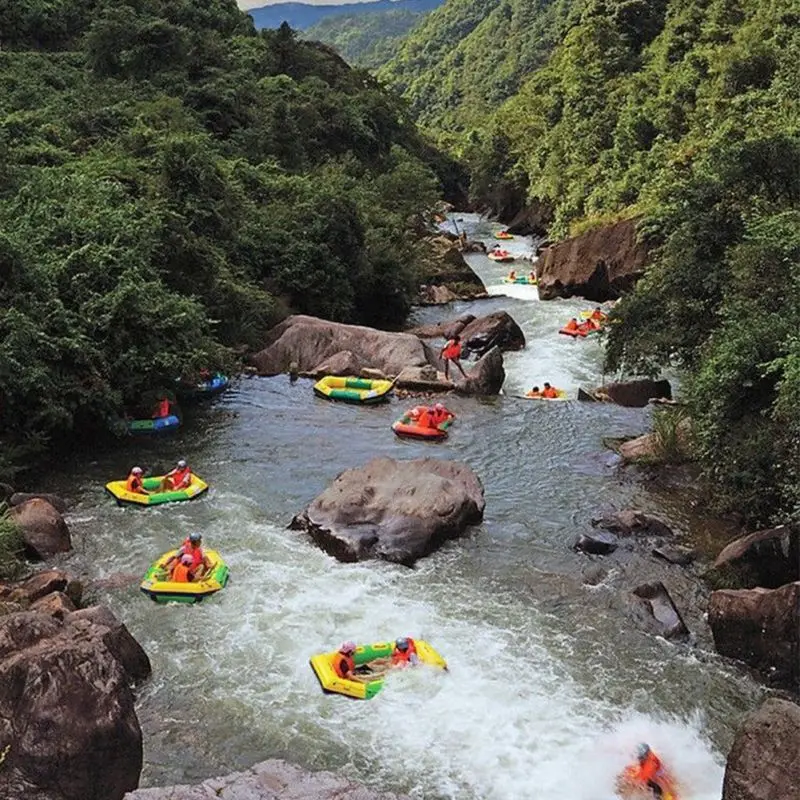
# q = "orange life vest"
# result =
<box><xmin>565</xmin><ymin>319</ymin><xmax>578</xmax><ymax>331</ymax></box>
<box><xmin>171</xmin><ymin>563</ymin><xmax>192</xmax><ymax>583</ymax></box>
<box><xmin>334</xmin><ymin>653</ymin><xmax>355</xmax><ymax>678</ymax></box>
<box><xmin>417</xmin><ymin>409</ymin><xmax>433</xmax><ymax>428</ymax></box>
<box><xmin>391</xmin><ymin>639</ymin><xmax>417</xmax><ymax>665</ymax></box>
<box><xmin>180</xmin><ymin>540</ymin><xmax>204</xmax><ymax>568</ymax></box>
<box><xmin>126</xmin><ymin>474</ymin><xmax>144</xmax><ymax>493</ymax></box>
<box><xmin>591</xmin><ymin>310</ymin><xmax>606</xmax><ymax>321</ymax></box>
<box><xmin>168</xmin><ymin>467</ymin><xmax>191</xmax><ymax>489</ymax></box>
<box><xmin>542</xmin><ymin>386</ymin><xmax>558</xmax><ymax>399</ymax></box>
<box><xmin>637</xmin><ymin>751</ymin><xmax>663</xmax><ymax>783</ymax></box>
<box><xmin>442</xmin><ymin>340</ymin><xmax>461</xmax><ymax>360</ymax></box>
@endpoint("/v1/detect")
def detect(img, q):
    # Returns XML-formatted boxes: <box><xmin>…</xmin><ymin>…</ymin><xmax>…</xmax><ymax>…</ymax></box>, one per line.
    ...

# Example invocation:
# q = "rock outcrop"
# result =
<box><xmin>9</xmin><ymin>492</ymin><xmax>68</xmax><ymax>513</ymax></box>
<box><xmin>124</xmin><ymin>759</ymin><xmax>409</xmax><ymax>800</ymax></box>
<box><xmin>290</xmin><ymin>457</ymin><xmax>485</xmax><ymax>566</ymax></box>
<box><xmin>722</xmin><ymin>698</ymin><xmax>800</xmax><ymax>800</ymax></box>
<box><xmin>416</xmin><ymin>235</ymin><xmax>486</xmax><ymax>301</ymax></box>
<box><xmin>594</xmin><ymin>379</ymin><xmax>672</xmax><ymax>408</ymax></box>
<box><xmin>0</xmin><ymin>606</ymin><xmax>150</xmax><ymax>800</ymax></box>
<box><xmin>9</xmin><ymin>498</ymin><xmax>71</xmax><ymax>559</ymax></box>
<box><xmin>455</xmin><ymin>346</ymin><xmax>505</xmax><ymax>395</ymax></box>
<box><xmin>708</xmin><ymin>582</ymin><xmax>799</xmax><ymax>690</ymax></box>
<box><xmin>630</xmin><ymin>582</ymin><xmax>690</xmax><ymax>640</ymax></box>
<box><xmin>537</xmin><ymin>219</ymin><xmax>648</xmax><ymax>301</ymax></box>
<box><xmin>505</xmin><ymin>197</ymin><xmax>553</xmax><ymax>237</ymax></box>
<box><xmin>713</xmin><ymin>525</ymin><xmax>799</xmax><ymax>588</ymax></box>
<box><xmin>406</xmin><ymin>314</ymin><xmax>476</xmax><ymax>340</ymax></box>
<box><xmin>458</xmin><ymin>311</ymin><xmax>525</xmax><ymax>356</ymax></box>
<box><xmin>592</xmin><ymin>509</ymin><xmax>674</xmax><ymax>539</ymax></box>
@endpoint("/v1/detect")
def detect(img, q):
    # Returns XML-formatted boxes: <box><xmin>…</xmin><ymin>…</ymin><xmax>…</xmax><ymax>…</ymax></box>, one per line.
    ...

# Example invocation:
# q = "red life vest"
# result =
<box><xmin>153</xmin><ymin>399</ymin><xmax>170</xmax><ymax>418</ymax></box>
<box><xmin>391</xmin><ymin>638</ymin><xmax>417</xmax><ymax>665</ymax></box>
<box><xmin>334</xmin><ymin>653</ymin><xmax>355</xmax><ymax>678</ymax></box>
<box><xmin>169</xmin><ymin>467</ymin><xmax>191</xmax><ymax>489</ymax></box>
<box><xmin>442</xmin><ymin>340</ymin><xmax>461</xmax><ymax>360</ymax></box>
<box><xmin>180</xmin><ymin>540</ymin><xmax>204</xmax><ymax>568</ymax></box>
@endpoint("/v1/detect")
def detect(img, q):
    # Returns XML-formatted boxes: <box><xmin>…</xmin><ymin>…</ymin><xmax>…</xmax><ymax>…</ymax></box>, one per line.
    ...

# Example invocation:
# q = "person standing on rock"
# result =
<box><xmin>441</xmin><ymin>335</ymin><xmax>467</xmax><ymax>381</ymax></box>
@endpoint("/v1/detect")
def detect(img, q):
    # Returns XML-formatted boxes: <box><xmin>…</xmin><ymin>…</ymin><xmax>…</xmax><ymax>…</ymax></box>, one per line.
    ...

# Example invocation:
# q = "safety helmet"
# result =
<box><xmin>395</xmin><ymin>637</ymin><xmax>410</xmax><ymax>651</ymax></box>
<box><xmin>434</xmin><ymin>403</ymin><xmax>445</xmax><ymax>411</ymax></box>
<box><xmin>181</xmin><ymin>554</ymin><xmax>193</xmax><ymax>565</ymax></box>
<box><xmin>339</xmin><ymin>641</ymin><xmax>356</xmax><ymax>654</ymax></box>
<box><xmin>189</xmin><ymin>532</ymin><xmax>202</xmax><ymax>543</ymax></box>
<box><xmin>177</xmin><ymin>459</ymin><xmax>187</xmax><ymax>468</ymax></box>
<box><xmin>132</xmin><ymin>466</ymin><xmax>143</xmax><ymax>474</ymax></box>
<box><xmin>408</xmin><ymin>408</ymin><xmax>420</xmax><ymax>418</ymax></box>
<box><xmin>637</xmin><ymin>743</ymin><xmax>650</xmax><ymax>760</ymax></box>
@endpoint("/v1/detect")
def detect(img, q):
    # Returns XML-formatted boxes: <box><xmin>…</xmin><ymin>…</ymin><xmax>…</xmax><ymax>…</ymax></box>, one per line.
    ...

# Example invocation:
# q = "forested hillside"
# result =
<box><xmin>0</xmin><ymin>0</ymin><xmax>452</xmax><ymax>479</ymax></box>
<box><xmin>389</xmin><ymin>0</ymin><xmax>799</xmax><ymax>522</ymax></box>
<box><xmin>302</xmin><ymin>9</ymin><xmax>428</xmax><ymax>69</ymax></box>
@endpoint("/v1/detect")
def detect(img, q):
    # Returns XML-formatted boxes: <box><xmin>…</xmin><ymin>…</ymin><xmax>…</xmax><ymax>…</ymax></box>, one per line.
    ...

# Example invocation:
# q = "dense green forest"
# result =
<box><xmin>0</xmin><ymin>0</ymin><xmax>454</xmax><ymax>479</ymax></box>
<box><xmin>384</xmin><ymin>0</ymin><xmax>800</xmax><ymax>523</ymax></box>
<box><xmin>302</xmin><ymin>9</ymin><xmax>429</xmax><ymax>70</ymax></box>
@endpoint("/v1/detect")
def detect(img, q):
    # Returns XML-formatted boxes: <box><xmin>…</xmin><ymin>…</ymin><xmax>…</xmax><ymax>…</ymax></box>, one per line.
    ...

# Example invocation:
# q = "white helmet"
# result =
<box><xmin>132</xmin><ymin>466</ymin><xmax>143</xmax><ymax>474</ymax></box>
<box><xmin>177</xmin><ymin>459</ymin><xmax>187</xmax><ymax>468</ymax></box>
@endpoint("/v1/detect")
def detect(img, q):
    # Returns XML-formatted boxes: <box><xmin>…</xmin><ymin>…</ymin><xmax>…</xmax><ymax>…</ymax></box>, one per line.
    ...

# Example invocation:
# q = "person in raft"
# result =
<box><xmin>507</xmin><ymin>269</ymin><xmax>517</xmax><ymax>280</ymax></box>
<box><xmin>630</xmin><ymin>743</ymin><xmax>668</xmax><ymax>798</ymax></box>
<box><xmin>564</xmin><ymin>318</ymin><xmax>580</xmax><ymax>333</ymax></box>
<box><xmin>529</xmin><ymin>271</ymin><xmax>536</xmax><ymax>282</ymax></box>
<box><xmin>333</xmin><ymin>641</ymin><xmax>357</xmax><ymax>678</ymax></box>
<box><xmin>152</xmin><ymin>396</ymin><xmax>171</xmax><ymax>418</ymax></box>
<box><xmin>160</xmin><ymin>459</ymin><xmax>192</xmax><ymax>492</ymax></box>
<box><xmin>163</xmin><ymin>532</ymin><xmax>212</xmax><ymax>579</ymax></box>
<box><xmin>441</xmin><ymin>335</ymin><xmax>467</xmax><ymax>381</ymax></box>
<box><xmin>526</xmin><ymin>386</ymin><xmax>542</xmax><ymax>398</ymax></box>
<box><xmin>391</xmin><ymin>637</ymin><xmax>420</xmax><ymax>667</ymax></box>
<box><xmin>590</xmin><ymin>306</ymin><xmax>607</xmax><ymax>322</ymax></box>
<box><xmin>170</xmin><ymin>553</ymin><xmax>196</xmax><ymax>583</ymax></box>
<box><xmin>542</xmin><ymin>382</ymin><xmax>559</xmax><ymax>399</ymax></box>
<box><xmin>125</xmin><ymin>466</ymin><xmax>150</xmax><ymax>495</ymax></box>
<box><xmin>428</xmin><ymin>402</ymin><xmax>452</xmax><ymax>427</ymax></box>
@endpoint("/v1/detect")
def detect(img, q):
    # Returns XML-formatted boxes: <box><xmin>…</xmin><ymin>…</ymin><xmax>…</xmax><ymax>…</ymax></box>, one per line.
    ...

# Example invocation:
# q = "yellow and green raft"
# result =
<box><xmin>140</xmin><ymin>548</ymin><xmax>229</xmax><ymax>603</ymax></box>
<box><xmin>310</xmin><ymin>639</ymin><xmax>447</xmax><ymax>700</ymax></box>
<box><xmin>105</xmin><ymin>474</ymin><xmax>209</xmax><ymax>506</ymax></box>
<box><xmin>313</xmin><ymin>375</ymin><xmax>394</xmax><ymax>404</ymax></box>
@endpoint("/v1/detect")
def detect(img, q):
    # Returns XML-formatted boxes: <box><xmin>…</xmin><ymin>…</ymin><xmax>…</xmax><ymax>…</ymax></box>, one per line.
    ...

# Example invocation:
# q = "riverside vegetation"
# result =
<box><xmin>382</xmin><ymin>0</ymin><xmax>800</xmax><ymax>525</ymax></box>
<box><xmin>0</xmin><ymin>0</ymin><xmax>464</xmax><ymax>483</ymax></box>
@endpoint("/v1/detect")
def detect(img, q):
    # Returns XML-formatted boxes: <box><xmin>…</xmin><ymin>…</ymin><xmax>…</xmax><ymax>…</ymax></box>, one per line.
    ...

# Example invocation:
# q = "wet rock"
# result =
<box><xmin>722</xmin><ymin>698</ymin><xmax>800</xmax><ymax>800</ymax></box>
<box><xmin>406</xmin><ymin>313</ymin><xmax>475</xmax><ymax>340</ymax></box>
<box><xmin>9</xmin><ymin>492</ymin><xmax>68</xmax><ymax>513</ymax></box>
<box><xmin>418</xmin><ymin>284</ymin><xmax>458</xmax><ymax>305</ymax></box>
<box><xmin>9</xmin><ymin>498</ymin><xmax>71</xmax><ymax>559</ymax></box>
<box><xmin>652</xmin><ymin>545</ymin><xmax>695</xmax><ymax>566</ymax></box>
<box><xmin>707</xmin><ymin>582</ymin><xmax>799</xmax><ymax>690</ymax></box>
<box><xmin>581</xmin><ymin>565</ymin><xmax>609</xmax><ymax>586</ymax></box>
<box><xmin>290</xmin><ymin>456</ymin><xmax>485</xmax><ymax>566</ymax></box>
<box><xmin>458</xmin><ymin>310</ymin><xmax>525</xmax><ymax>356</ymax></box>
<box><xmin>594</xmin><ymin>379</ymin><xmax>672</xmax><ymax>408</ymax></box>
<box><xmin>124</xmin><ymin>758</ymin><xmax>409</xmax><ymax>799</ymax></box>
<box><xmin>592</xmin><ymin>509</ymin><xmax>673</xmax><ymax>539</ymax></box>
<box><xmin>505</xmin><ymin>197</ymin><xmax>553</xmax><ymax>237</ymax></box>
<box><xmin>418</xmin><ymin>235</ymin><xmax>485</xmax><ymax>289</ymax></box>
<box><xmin>395</xmin><ymin>366</ymin><xmax>452</xmax><ymax>393</ymax></box>
<box><xmin>617</xmin><ymin>432</ymin><xmax>658</xmax><ymax>461</ymax></box>
<box><xmin>630</xmin><ymin>582</ymin><xmax>690</xmax><ymax>640</ymax></box>
<box><xmin>311</xmin><ymin>349</ymin><xmax>363</xmax><ymax>377</ymax></box>
<box><xmin>456</xmin><ymin>346</ymin><xmax>505</xmax><ymax>396</ymax></box>
<box><xmin>360</xmin><ymin>367</ymin><xmax>388</xmax><ymax>381</ymax></box>
<box><xmin>537</xmin><ymin>218</ymin><xmax>649</xmax><ymax>302</ymax></box>
<box><xmin>250</xmin><ymin>315</ymin><xmax>430</xmax><ymax>377</ymax></box>
<box><xmin>0</xmin><ymin>608</ymin><xmax>145</xmax><ymax>800</ymax></box>
<box><xmin>17</xmin><ymin>569</ymin><xmax>70</xmax><ymax>602</ymax></box>
<box><xmin>713</xmin><ymin>525</ymin><xmax>799</xmax><ymax>589</ymax></box>
<box><xmin>30</xmin><ymin>591</ymin><xmax>76</xmax><ymax>619</ymax></box>
<box><xmin>574</xmin><ymin>531</ymin><xmax>619</xmax><ymax>555</ymax></box>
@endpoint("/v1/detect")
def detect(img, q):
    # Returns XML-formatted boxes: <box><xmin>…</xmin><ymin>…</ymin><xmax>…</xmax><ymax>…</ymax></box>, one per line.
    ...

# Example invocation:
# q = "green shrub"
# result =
<box><xmin>0</xmin><ymin>510</ymin><xmax>24</xmax><ymax>581</ymax></box>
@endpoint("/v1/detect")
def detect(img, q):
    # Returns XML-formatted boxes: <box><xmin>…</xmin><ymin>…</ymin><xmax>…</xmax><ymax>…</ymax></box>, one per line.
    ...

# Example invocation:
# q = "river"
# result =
<box><xmin>52</xmin><ymin>214</ymin><xmax>763</xmax><ymax>800</ymax></box>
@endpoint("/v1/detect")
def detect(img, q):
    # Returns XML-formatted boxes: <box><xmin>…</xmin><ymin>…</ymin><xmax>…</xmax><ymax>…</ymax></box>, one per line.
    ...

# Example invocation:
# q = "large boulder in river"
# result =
<box><xmin>9</xmin><ymin>498</ymin><xmax>71</xmax><ymax>559</ymax></box>
<box><xmin>707</xmin><ymin>582</ymin><xmax>799</xmax><ymax>690</ymax></box>
<box><xmin>537</xmin><ymin>218</ymin><xmax>649</xmax><ymax>302</ymax></box>
<box><xmin>722</xmin><ymin>698</ymin><xmax>800</xmax><ymax>800</ymax></box>
<box><xmin>0</xmin><ymin>607</ymin><xmax>149</xmax><ymax>800</ymax></box>
<box><xmin>9</xmin><ymin>492</ymin><xmax>68</xmax><ymax>513</ymax></box>
<box><xmin>595</xmin><ymin>379</ymin><xmax>672</xmax><ymax>408</ymax></box>
<box><xmin>406</xmin><ymin>313</ymin><xmax>475</xmax><ymax>340</ymax></box>
<box><xmin>456</xmin><ymin>346</ymin><xmax>505</xmax><ymax>395</ymax></box>
<box><xmin>124</xmin><ymin>758</ymin><xmax>409</xmax><ymax>800</ymax></box>
<box><xmin>250</xmin><ymin>315</ymin><xmax>430</xmax><ymax>377</ymax></box>
<box><xmin>630</xmin><ymin>582</ymin><xmax>690</xmax><ymax>640</ymax></box>
<box><xmin>458</xmin><ymin>310</ymin><xmax>525</xmax><ymax>356</ymax></box>
<box><xmin>712</xmin><ymin>525</ymin><xmax>799</xmax><ymax>589</ymax></box>
<box><xmin>290</xmin><ymin>457</ymin><xmax>485</xmax><ymax>566</ymax></box>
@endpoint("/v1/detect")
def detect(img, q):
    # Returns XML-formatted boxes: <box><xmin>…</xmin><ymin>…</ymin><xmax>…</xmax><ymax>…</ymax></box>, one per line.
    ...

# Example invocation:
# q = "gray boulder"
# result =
<box><xmin>124</xmin><ymin>758</ymin><xmax>409</xmax><ymax>799</ymax></box>
<box><xmin>630</xmin><ymin>582</ymin><xmax>690</xmax><ymax>640</ymax></box>
<box><xmin>9</xmin><ymin>498</ymin><xmax>71</xmax><ymax>559</ymax></box>
<box><xmin>290</xmin><ymin>457</ymin><xmax>485</xmax><ymax>566</ymax></box>
<box><xmin>722</xmin><ymin>698</ymin><xmax>800</xmax><ymax>800</ymax></box>
<box><xmin>458</xmin><ymin>310</ymin><xmax>525</xmax><ymax>356</ymax></box>
<box><xmin>9</xmin><ymin>492</ymin><xmax>68</xmax><ymax>513</ymax></box>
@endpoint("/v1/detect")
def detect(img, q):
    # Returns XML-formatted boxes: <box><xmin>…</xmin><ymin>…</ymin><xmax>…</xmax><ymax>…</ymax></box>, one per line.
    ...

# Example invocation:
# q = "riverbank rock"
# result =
<box><xmin>594</xmin><ymin>379</ymin><xmax>672</xmax><ymax>408</ymax></box>
<box><xmin>250</xmin><ymin>315</ymin><xmax>430</xmax><ymax>377</ymax></box>
<box><xmin>617</xmin><ymin>432</ymin><xmax>659</xmax><ymax>461</ymax></box>
<box><xmin>406</xmin><ymin>313</ymin><xmax>476</xmax><ymax>340</ymax></box>
<box><xmin>454</xmin><ymin>346</ymin><xmax>505</xmax><ymax>395</ymax></box>
<box><xmin>0</xmin><ymin>606</ymin><xmax>149</xmax><ymax>800</ymax></box>
<box><xmin>722</xmin><ymin>698</ymin><xmax>800</xmax><ymax>800</ymax></box>
<box><xmin>707</xmin><ymin>582</ymin><xmax>799</xmax><ymax>690</ymax></box>
<box><xmin>592</xmin><ymin>509</ymin><xmax>674</xmax><ymax>539</ymax></box>
<box><xmin>416</xmin><ymin>235</ymin><xmax>485</xmax><ymax>299</ymax></box>
<box><xmin>124</xmin><ymin>759</ymin><xmax>409</xmax><ymax>800</ymax></box>
<box><xmin>418</xmin><ymin>284</ymin><xmax>458</xmax><ymax>305</ymax></box>
<box><xmin>537</xmin><ymin>219</ymin><xmax>649</xmax><ymax>302</ymax></box>
<box><xmin>505</xmin><ymin>197</ymin><xmax>553</xmax><ymax>237</ymax></box>
<box><xmin>459</xmin><ymin>310</ymin><xmax>525</xmax><ymax>356</ymax></box>
<box><xmin>290</xmin><ymin>457</ymin><xmax>485</xmax><ymax>566</ymax></box>
<box><xmin>9</xmin><ymin>498</ymin><xmax>71</xmax><ymax>559</ymax></box>
<box><xmin>712</xmin><ymin>525</ymin><xmax>799</xmax><ymax>588</ymax></box>
<box><xmin>9</xmin><ymin>492</ymin><xmax>68</xmax><ymax>513</ymax></box>
<box><xmin>574</xmin><ymin>531</ymin><xmax>619</xmax><ymax>555</ymax></box>
<box><xmin>630</xmin><ymin>582</ymin><xmax>690</xmax><ymax>640</ymax></box>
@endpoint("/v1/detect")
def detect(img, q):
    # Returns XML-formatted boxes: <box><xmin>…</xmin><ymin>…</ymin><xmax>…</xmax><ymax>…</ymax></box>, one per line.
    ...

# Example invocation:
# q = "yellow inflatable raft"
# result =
<box><xmin>140</xmin><ymin>549</ymin><xmax>229</xmax><ymax>603</ymax></box>
<box><xmin>310</xmin><ymin>639</ymin><xmax>447</xmax><ymax>700</ymax></box>
<box><xmin>313</xmin><ymin>375</ymin><xmax>394</xmax><ymax>404</ymax></box>
<box><xmin>105</xmin><ymin>474</ymin><xmax>209</xmax><ymax>506</ymax></box>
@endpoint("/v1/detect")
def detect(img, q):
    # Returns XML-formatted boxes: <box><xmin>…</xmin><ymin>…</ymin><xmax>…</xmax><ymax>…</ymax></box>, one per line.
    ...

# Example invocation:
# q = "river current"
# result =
<box><xmin>51</xmin><ymin>214</ymin><xmax>763</xmax><ymax>799</ymax></box>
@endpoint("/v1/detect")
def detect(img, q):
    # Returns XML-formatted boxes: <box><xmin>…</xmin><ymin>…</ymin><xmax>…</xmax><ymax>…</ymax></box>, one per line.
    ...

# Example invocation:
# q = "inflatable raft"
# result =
<box><xmin>178</xmin><ymin>373</ymin><xmax>229</xmax><ymax>399</ymax></box>
<box><xmin>524</xmin><ymin>389</ymin><xmax>567</xmax><ymax>400</ymax></box>
<box><xmin>488</xmin><ymin>250</ymin><xmax>515</xmax><ymax>263</ymax></box>
<box><xmin>140</xmin><ymin>548</ymin><xmax>229</xmax><ymax>603</ymax></box>
<box><xmin>502</xmin><ymin>275</ymin><xmax>537</xmax><ymax>285</ymax></box>
<box><xmin>310</xmin><ymin>639</ymin><xmax>447</xmax><ymax>700</ymax></box>
<box><xmin>559</xmin><ymin>322</ymin><xmax>601</xmax><ymax>338</ymax></box>
<box><xmin>127</xmin><ymin>414</ymin><xmax>180</xmax><ymax>434</ymax></box>
<box><xmin>313</xmin><ymin>375</ymin><xmax>393</xmax><ymax>404</ymax></box>
<box><xmin>496</xmin><ymin>231</ymin><xmax>514</xmax><ymax>240</ymax></box>
<box><xmin>392</xmin><ymin>410</ymin><xmax>454</xmax><ymax>441</ymax></box>
<box><xmin>105</xmin><ymin>474</ymin><xmax>209</xmax><ymax>506</ymax></box>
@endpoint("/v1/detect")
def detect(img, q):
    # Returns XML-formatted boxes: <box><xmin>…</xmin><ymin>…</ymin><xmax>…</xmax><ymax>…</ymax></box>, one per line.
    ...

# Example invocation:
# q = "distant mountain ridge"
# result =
<box><xmin>248</xmin><ymin>0</ymin><xmax>444</xmax><ymax>31</ymax></box>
